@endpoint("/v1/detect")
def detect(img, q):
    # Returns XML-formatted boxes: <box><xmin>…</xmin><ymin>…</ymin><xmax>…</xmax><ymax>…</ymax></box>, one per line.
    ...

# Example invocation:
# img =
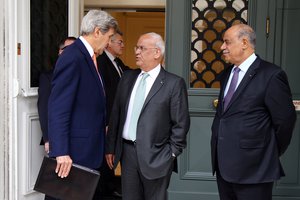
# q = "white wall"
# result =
<box><xmin>0</xmin><ymin>0</ymin><xmax>5</xmax><ymax>197</ymax></box>
<box><xmin>69</xmin><ymin>0</ymin><xmax>85</xmax><ymax>37</ymax></box>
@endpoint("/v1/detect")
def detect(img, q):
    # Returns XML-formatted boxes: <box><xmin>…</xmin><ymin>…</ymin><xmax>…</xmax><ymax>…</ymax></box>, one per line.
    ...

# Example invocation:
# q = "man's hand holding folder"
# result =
<box><xmin>55</xmin><ymin>155</ymin><xmax>72</xmax><ymax>178</ymax></box>
<box><xmin>34</xmin><ymin>156</ymin><xmax>100</xmax><ymax>200</ymax></box>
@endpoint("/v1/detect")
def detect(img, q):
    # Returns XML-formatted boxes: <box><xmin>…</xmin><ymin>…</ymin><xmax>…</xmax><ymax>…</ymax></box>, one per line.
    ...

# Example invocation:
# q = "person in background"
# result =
<box><xmin>38</xmin><ymin>36</ymin><xmax>76</xmax><ymax>153</ymax></box>
<box><xmin>211</xmin><ymin>24</ymin><xmax>296</xmax><ymax>200</ymax></box>
<box><xmin>58</xmin><ymin>37</ymin><xmax>77</xmax><ymax>55</ymax></box>
<box><xmin>97</xmin><ymin>29</ymin><xmax>129</xmax><ymax>198</ymax></box>
<box><xmin>37</xmin><ymin>36</ymin><xmax>76</xmax><ymax>200</ymax></box>
<box><xmin>105</xmin><ymin>32</ymin><xmax>190</xmax><ymax>200</ymax></box>
<box><xmin>48</xmin><ymin>10</ymin><xmax>117</xmax><ymax>200</ymax></box>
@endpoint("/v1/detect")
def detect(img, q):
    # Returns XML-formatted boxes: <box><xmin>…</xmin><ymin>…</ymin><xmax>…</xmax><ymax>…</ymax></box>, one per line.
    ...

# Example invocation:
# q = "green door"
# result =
<box><xmin>165</xmin><ymin>0</ymin><xmax>300</xmax><ymax>199</ymax></box>
<box><xmin>270</xmin><ymin>0</ymin><xmax>300</xmax><ymax>199</ymax></box>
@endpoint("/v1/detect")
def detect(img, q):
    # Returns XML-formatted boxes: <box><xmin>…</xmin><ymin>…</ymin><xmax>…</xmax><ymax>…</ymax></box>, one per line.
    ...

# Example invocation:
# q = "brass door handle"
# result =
<box><xmin>213</xmin><ymin>99</ymin><xmax>219</xmax><ymax>108</ymax></box>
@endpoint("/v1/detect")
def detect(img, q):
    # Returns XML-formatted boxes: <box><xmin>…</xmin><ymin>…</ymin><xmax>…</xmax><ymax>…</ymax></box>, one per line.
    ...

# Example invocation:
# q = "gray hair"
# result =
<box><xmin>80</xmin><ymin>10</ymin><xmax>118</xmax><ymax>36</ymax></box>
<box><xmin>237</xmin><ymin>24</ymin><xmax>256</xmax><ymax>49</ymax></box>
<box><xmin>111</xmin><ymin>29</ymin><xmax>123</xmax><ymax>41</ymax></box>
<box><xmin>146</xmin><ymin>32</ymin><xmax>165</xmax><ymax>56</ymax></box>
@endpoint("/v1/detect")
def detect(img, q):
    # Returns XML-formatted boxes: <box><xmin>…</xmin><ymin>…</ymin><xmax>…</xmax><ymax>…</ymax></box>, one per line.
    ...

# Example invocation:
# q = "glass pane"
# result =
<box><xmin>30</xmin><ymin>0</ymin><xmax>68</xmax><ymax>87</ymax></box>
<box><xmin>191</xmin><ymin>0</ymin><xmax>248</xmax><ymax>88</ymax></box>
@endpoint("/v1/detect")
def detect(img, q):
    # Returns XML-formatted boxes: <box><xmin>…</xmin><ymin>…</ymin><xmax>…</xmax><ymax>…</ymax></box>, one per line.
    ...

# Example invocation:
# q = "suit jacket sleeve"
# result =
<box><xmin>265</xmin><ymin>69</ymin><xmax>296</xmax><ymax>156</ymax></box>
<box><xmin>169</xmin><ymin>78</ymin><xmax>190</xmax><ymax>156</ymax></box>
<box><xmin>48</xmin><ymin>56</ymin><xmax>80</xmax><ymax>157</ymax></box>
<box><xmin>105</xmin><ymin>78</ymin><xmax>123</xmax><ymax>154</ymax></box>
<box><xmin>37</xmin><ymin>72</ymin><xmax>52</xmax><ymax>142</ymax></box>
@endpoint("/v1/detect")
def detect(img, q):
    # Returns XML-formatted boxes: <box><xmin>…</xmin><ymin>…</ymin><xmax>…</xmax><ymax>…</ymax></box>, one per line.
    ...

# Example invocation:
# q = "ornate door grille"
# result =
<box><xmin>191</xmin><ymin>0</ymin><xmax>248</xmax><ymax>88</ymax></box>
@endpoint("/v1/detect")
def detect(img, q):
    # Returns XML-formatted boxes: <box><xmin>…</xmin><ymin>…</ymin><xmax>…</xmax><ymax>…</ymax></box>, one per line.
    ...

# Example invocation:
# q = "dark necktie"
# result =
<box><xmin>114</xmin><ymin>58</ymin><xmax>123</xmax><ymax>77</ymax></box>
<box><xmin>223</xmin><ymin>67</ymin><xmax>240</xmax><ymax>110</ymax></box>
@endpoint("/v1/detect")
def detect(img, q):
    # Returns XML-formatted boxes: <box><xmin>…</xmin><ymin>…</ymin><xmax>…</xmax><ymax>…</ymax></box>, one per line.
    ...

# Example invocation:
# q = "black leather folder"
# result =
<box><xmin>34</xmin><ymin>156</ymin><xmax>100</xmax><ymax>200</ymax></box>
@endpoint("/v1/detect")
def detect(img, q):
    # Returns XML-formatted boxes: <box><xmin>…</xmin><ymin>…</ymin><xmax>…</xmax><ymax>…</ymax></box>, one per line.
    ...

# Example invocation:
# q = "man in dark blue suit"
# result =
<box><xmin>48</xmin><ymin>10</ymin><xmax>117</xmax><ymax>199</ymax></box>
<box><xmin>211</xmin><ymin>24</ymin><xmax>296</xmax><ymax>200</ymax></box>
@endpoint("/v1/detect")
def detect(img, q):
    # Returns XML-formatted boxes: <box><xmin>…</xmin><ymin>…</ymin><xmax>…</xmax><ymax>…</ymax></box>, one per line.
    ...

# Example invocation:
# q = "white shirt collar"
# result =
<box><xmin>236</xmin><ymin>53</ymin><xmax>257</xmax><ymax>73</ymax></box>
<box><xmin>79</xmin><ymin>36</ymin><xmax>94</xmax><ymax>57</ymax></box>
<box><xmin>140</xmin><ymin>64</ymin><xmax>161</xmax><ymax>79</ymax></box>
<box><xmin>104</xmin><ymin>50</ymin><xmax>116</xmax><ymax>62</ymax></box>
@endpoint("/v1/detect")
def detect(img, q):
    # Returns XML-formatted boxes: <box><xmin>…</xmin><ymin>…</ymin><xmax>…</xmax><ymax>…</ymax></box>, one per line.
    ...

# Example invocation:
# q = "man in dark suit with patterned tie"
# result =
<box><xmin>211</xmin><ymin>24</ymin><xmax>296</xmax><ymax>200</ymax></box>
<box><xmin>97</xmin><ymin>29</ymin><xmax>129</xmax><ymax>198</ymax></box>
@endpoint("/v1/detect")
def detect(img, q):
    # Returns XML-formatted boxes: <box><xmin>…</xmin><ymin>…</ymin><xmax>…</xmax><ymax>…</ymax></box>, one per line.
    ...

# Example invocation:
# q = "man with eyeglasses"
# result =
<box><xmin>96</xmin><ymin>29</ymin><xmax>129</xmax><ymax>198</ymax></box>
<box><xmin>105</xmin><ymin>32</ymin><xmax>190</xmax><ymax>200</ymax></box>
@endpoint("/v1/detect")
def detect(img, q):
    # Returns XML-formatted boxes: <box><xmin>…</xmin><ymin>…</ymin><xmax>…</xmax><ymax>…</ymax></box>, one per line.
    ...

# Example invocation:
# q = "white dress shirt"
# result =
<box><xmin>224</xmin><ymin>53</ymin><xmax>257</xmax><ymax>97</ymax></box>
<box><xmin>79</xmin><ymin>36</ymin><xmax>94</xmax><ymax>57</ymax></box>
<box><xmin>122</xmin><ymin>64</ymin><xmax>161</xmax><ymax>140</ymax></box>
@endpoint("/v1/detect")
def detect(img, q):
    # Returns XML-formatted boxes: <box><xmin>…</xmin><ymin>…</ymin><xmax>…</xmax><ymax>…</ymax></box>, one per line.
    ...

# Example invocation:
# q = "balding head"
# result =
<box><xmin>220</xmin><ymin>24</ymin><xmax>256</xmax><ymax>66</ymax></box>
<box><xmin>135</xmin><ymin>32</ymin><xmax>165</xmax><ymax>71</ymax></box>
<box><xmin>232</xmin><ymin>24</ymin><xmax>256</xmax><ymax>49</ymax></box>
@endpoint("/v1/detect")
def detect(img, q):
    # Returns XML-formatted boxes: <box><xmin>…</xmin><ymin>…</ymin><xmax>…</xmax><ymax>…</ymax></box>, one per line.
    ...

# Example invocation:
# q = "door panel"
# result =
<box><xmin>166</xmin><ymin>0</ymin><xmax>219</xmax><ymax>199</ymax></box>
<box><xmin>16</xmin><ymin>0</ymin><xmax>45</xmax><ymax>198</ymax></box>
<box><xmin>14</xmin><ymin>0</ymin><xmax>81</xmax><ymax>199</ymax></box>
<box><xmin>272</xmin><ymin>0</ymin><xmax>300</xmax><ymax>197</ymax></box>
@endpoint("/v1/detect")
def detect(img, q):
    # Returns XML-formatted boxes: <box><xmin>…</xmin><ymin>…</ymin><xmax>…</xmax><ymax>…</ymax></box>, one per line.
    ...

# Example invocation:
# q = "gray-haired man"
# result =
<box><xmin>48</xmin><ymin>10</ymin><xmax>117</xmax><ymax>199</ymax></box>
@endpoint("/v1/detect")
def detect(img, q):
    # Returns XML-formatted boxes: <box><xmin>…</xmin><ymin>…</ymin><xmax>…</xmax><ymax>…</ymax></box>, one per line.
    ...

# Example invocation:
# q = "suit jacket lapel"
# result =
<box><xmin>218</xmin><ymin>65</ymin><xmax>233</xmax><ymax>113</ymax></box>
<box><xmin>142</xmin><ymin>67</ymin><xmax>165</xmax><ymax>111</ymax></box>
<box><xmin>124</xmin><ymin>69</ymin><xmax>141</xmax><ymax>113</ymax></box>
<box><xmin>103</xmin><ymin>52</ymin><xmax>121</xmax><ymax>79</ymax></box>
<box><xmin>223</xmin><ymin>57</ymin><xmax>261</xmax><ymax>112</ymax></box>
<box><xmin>123</xmin><ymin>67</ymin><xmax>165</xmax><ymax>115</ymax></box>
<box><xmin>75</xmin><ymin>39</ymin><xmax>105</xmax><ymax>95</ymax></box>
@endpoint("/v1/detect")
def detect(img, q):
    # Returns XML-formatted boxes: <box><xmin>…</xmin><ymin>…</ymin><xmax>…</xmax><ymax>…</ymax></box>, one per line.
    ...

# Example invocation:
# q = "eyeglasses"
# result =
<box><xmin>111</xmin><ymin>40</ymin><xmax>124</xmax><ymax>46</ymax></box>
<box><xmin>134</xmin><ymin>46</ymin><xmax>158</xmax><ymax>52</ymax></box>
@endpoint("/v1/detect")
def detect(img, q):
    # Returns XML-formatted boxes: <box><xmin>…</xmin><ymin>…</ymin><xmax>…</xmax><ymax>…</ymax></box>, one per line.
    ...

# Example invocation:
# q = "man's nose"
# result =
<box><xmin>220</xmin><ymin>42</ymin><xmax>226</xmax><ymax>50</ymax></box>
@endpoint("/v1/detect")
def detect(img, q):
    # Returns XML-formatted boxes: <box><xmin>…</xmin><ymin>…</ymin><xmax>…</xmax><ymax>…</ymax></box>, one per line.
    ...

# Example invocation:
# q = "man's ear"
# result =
<box><xmin>242</xmin><ymin>38</ymin><xmax>249</xmax><ymax>50</ymax></box>
<box><xmin>94</xmin><ymin>27</ymin><xmax>102</xmax><ymax>38</ymax></box>
<box><xmin>154</xmin><ymin>49</ymin><xmax>161</xmax><ymax>59</ymax></box>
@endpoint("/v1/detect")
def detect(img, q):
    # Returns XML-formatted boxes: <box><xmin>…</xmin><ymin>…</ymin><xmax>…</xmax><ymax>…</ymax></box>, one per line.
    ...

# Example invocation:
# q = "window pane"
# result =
<box><xmin>30</xmin><ymin>0</ymin><xmax>68</xmax><ymax>87</ymax></box>
<box><xmin>191</xmin><ymin>0</ymin><xmax>248</xmax><ymax>88</ymax></box>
